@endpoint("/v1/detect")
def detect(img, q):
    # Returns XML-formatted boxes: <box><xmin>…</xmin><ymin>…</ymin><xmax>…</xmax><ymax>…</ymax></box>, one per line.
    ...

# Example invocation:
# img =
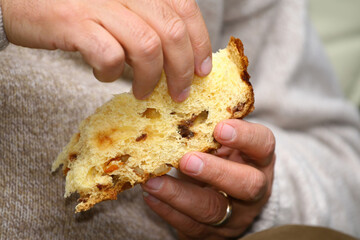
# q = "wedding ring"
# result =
<box><xmin>210</xmin><ymin>191</ymin><xmax>233</xmax><ymax>227</ymax></box>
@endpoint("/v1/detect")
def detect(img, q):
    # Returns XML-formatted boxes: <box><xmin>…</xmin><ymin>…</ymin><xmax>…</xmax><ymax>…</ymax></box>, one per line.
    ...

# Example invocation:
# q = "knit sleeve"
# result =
<box><xmin>0</xmin><ymin>5</ymin><xmax>9</xmax><ymax>50</ymax></box>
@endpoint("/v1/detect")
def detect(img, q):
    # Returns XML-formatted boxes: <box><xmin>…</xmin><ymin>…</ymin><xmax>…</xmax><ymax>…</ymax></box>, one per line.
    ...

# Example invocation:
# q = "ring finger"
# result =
<box><xmin>142</xmin><ymin>175</ymin><xmax>228</xmax><ymax>225</ymax></box>
<box><xmin>143</xmin><ymin>193</ymin><xmax>212</xmax><ymax>239</ymax></box>
<box><xmin>142</xmin><ymin>176</ymin><xmax>252</xmax><ymax>237</ymax></box>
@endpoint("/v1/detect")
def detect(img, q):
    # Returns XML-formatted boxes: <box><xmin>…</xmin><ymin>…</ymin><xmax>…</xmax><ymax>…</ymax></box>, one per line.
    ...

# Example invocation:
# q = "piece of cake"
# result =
<box><xmin>52</xmin><ymin>37</ymin><xmax>254</xmax><ymax>212</ymax></box>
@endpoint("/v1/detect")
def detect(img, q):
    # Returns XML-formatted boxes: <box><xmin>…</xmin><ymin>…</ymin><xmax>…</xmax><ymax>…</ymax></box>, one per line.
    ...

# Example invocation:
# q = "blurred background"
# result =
<box><xmin>309</xmin><ymin>0</ymin><xmax>360</xmax><ymax>109</ymax></box>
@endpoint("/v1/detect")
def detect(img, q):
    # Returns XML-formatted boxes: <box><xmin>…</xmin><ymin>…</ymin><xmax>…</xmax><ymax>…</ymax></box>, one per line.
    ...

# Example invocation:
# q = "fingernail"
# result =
<box><xmin>143</xmin><ymin>191</ymin><xmax>160</xmax><ymax>203</ymax></box>
<box><xmin>145</xmin><ymin>177</ymin><xmax>163</xmax><ymax>191</ymax></box>
<box><xmin>220</xmin><ymin>123</ymin><xmax>236</xmax><ymax>141</ymax></box>
<box><xmin>200</xmin><ymin>56</ymin><xmax>212</xmax><ymax>76</ymax></box>
<box><xmin>176</xmin><ymin>86</ymin><xmax>191</xmax><ymax>102</ymax></box>
<box><xmin>184</xmin><ymin>155</ymin><xmax>203</xmax><ymax>174</ymax></box>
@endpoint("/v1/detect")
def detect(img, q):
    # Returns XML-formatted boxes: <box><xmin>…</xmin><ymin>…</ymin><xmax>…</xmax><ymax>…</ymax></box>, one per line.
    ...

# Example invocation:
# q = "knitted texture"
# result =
<box><xmin>0</xmin><ymin>46</ymin><xmax>174</xmax><ymax>240</ymax></box>
<box><xmin>0</xmin><ymin>5</ymin><xmax>9</xmax><ymax>50</ymax></box>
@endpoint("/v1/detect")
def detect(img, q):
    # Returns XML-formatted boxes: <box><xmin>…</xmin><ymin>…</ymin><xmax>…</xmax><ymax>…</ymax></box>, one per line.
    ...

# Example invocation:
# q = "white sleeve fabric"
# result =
<box><xmin>200</xmin><ymin>0</ymin><xmax>360</xmax><ymax>237</ymax></box>
<box><xmin>0</xmin><ymin>4</ymin><xmax>9</xmax><ymax>50</ymax></box>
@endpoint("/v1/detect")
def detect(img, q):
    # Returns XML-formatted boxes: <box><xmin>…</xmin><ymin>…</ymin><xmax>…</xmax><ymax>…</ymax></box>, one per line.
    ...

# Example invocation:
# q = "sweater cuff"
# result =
<box><xmin>0</xmin><ymin>5</ymin><xmax>9</xmax><ymax>50</ymax></box>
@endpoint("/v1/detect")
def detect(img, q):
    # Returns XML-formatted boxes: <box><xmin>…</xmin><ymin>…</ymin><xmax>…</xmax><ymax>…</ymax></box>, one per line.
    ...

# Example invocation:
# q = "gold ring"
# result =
<box><xmin>211</xmin><ymin>191</ymin><xmax>233</xmax><ymax>227</ymax></box>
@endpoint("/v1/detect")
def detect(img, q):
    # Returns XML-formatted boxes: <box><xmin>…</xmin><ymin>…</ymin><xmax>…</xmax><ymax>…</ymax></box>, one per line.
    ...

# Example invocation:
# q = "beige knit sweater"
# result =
<box><xmin>1</xmin><ymin>1</ymin><xmax>360</xmax><ymax>239</ymax></box>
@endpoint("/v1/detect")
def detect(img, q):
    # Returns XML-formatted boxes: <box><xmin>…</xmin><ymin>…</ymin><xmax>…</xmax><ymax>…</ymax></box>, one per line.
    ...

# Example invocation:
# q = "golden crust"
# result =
<box><xmin>227</xmin><ymin>37</ymin><xmax>255</xmax><ymax>118</ymax></box>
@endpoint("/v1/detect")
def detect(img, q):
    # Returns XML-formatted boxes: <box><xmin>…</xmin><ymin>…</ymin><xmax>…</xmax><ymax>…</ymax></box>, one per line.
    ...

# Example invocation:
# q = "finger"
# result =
<box><xmin>176</xmin><ymin>170</ymin><xmax>207</xmax><ymax>187</ymax></box>
<box><xmin>214</xmin><ymin>120</ymin><xmax>276</xmax><ymax>167</ymax></box>
<box><xmin>168</xmin><ymin>0</ymin><xmax>212</xmax><ymax>77</ymax></box>
<box><xmin>144</xmin><ymin>193</ymin><xmax>239</xmax><ymax>240</ymax></box>
<box><xmin>120</xmin><ymin>0</ymin><xmax>194</xmax><ymax>102</ymax></box>
<box><xmin>214</xmin><ymin>146</ymin><xmax>232</xmax><ymax>159</ymax></box>
<box><xmin>179</xmin><ymin>153</ymin><xmax>268</xmax><ymax>201</ymax></box>
<box><xmin>143</xmin><ymin>176</ymin><xmax>253</xmax><ymax>238</ymax></box>
<box><xmin>142</xmin><ymin>176</ymin><xmax>229</xmax><ymax>225</ymax></box>
<box><xmin>214</xmin><ymin>147</ymin><xmax>248</xmax><ymax>164</ymax></box>
<box><xmin>142</xmin><ymin>191</ymin><xmax>213</xmax><ymax>239</ymax></box>
<box><xmin>94</xmin><ymin>1</ymin><xmax>164</xmax><ymax>99</ymax></box>
<box><xmin>69</xmin><ymin>21</ymin><xmax>125</xmax><ymax>82</ymax></box>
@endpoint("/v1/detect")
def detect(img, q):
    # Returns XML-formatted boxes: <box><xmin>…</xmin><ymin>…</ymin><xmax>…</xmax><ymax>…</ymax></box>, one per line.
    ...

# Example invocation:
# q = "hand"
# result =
<box><xmin>0</xmin><ymin>0</ymin><xmax>212</xmax><ymax>102</ymax></box>
<box><xmin>142</xmin><ymin>120</ymin><xmax>276</xmax><ymax>239</ymax></box>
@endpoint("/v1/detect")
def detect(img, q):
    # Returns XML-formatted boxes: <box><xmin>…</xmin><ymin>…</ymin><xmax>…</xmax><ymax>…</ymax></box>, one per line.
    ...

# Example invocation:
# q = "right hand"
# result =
<box><xmin>0</xmin><ymin>0</ymin><xmax>212</xmax><ymax>102</ymax></box>
<box><xmin>142</xmin><ymin>120</ymin><xmax>276</xmax><ymax>239</ymax></box>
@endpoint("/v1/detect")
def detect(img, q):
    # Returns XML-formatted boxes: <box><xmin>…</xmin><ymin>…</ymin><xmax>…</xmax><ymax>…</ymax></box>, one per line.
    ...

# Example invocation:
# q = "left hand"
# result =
<box><xmin>141</xmin><ymin>119</ymin><xmax>276</xmax><ymax>239</ymax></box>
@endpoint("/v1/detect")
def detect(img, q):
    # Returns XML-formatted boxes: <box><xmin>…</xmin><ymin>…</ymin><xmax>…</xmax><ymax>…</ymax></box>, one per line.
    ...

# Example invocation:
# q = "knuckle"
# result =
<box><xmin>166</xmin><ymin>181</ymin><xmax>183</xmax><ymax>202</ymax></box>
<box><xmin>244</xmin><ymin>171</ymin><xmax>267</xmax><ymax>201</ymax></box>
<box><xmin>177</xmin><ymin>67</ymin><xmax>194</xmax><ymax>82</ymax></box>
<box><xmin>176</xmin><ymin>0</ymin><xmax>200</xmax><ymax>19</ymax></box>
<box><xmin>199</xmin><ymin>193</ymin><xmax>224</xmax><ymax>223</ymax></box>
<box><xmin>164</xmin><ymin>18</ymin><xmax>187</xmax><ymax>43</ymax></box>
<box><xmin>166</xmin><ymin>67</ymin><xmax>194</xmax><ymax>90</ymax></box>
<box><xmin>263</xmin><ymin>129</ymin><xmax>276</xmax><ymax>157</ymax></box>
<box><xmin>137</xmin><ymin>33</ymin><xmax>162</xmax><ymax>60</ymax></box>
<box><xmin>192</xmin><ymin>36</ymin><xmax>210</xmax><ymax>53</ymax></box>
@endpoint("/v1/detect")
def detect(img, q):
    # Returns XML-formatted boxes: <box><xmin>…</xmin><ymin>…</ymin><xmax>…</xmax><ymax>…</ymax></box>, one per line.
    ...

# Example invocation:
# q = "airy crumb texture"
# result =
<box><xmin>52</xmin><ymin>37</ymin><xmax>254</xmax><ymax>212</ymax></box>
